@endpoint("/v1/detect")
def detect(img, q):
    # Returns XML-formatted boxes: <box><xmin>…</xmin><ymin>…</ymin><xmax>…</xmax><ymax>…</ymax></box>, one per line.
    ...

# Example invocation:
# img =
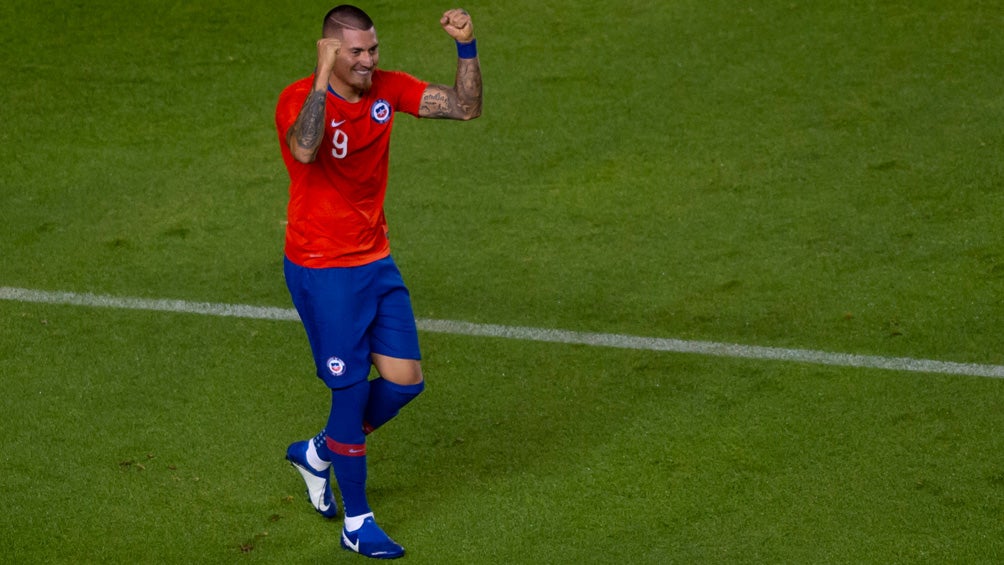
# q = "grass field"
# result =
<box><xmin>2</xmin><ymin>0</ymin><xmax>1004</xmax><ymax>563</ymax></box>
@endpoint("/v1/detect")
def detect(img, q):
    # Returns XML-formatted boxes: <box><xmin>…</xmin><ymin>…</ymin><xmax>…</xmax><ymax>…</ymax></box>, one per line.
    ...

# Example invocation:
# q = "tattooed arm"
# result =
<box><xmin>288</xmin><ymin>38</ymin><xmax>341</xmax><ymax>163</ymax></box>
<box><xmin>420</xmin><ymin>9</ymin><xmax>483</xmax><ymax>120</ymax></box>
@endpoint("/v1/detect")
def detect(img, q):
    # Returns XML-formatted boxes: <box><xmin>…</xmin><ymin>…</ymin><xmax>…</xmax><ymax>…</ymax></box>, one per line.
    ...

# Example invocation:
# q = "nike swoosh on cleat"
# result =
<box><xmin>342</xmin><ymin>532</ymin><xmax>360</xmax><ymax>552</ymax></box>
<box><xmin>290</xmin><ymin>461</ymin><xmax>331</xmax><ymax>512</ymax></box>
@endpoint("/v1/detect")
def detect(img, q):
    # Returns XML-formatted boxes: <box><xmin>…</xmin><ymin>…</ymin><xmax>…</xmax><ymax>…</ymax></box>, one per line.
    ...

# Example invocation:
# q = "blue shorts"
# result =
<box><xmin>284</xmin><ymin>255</ymin><xmax>421</xmax><ymax>389</ymax></box>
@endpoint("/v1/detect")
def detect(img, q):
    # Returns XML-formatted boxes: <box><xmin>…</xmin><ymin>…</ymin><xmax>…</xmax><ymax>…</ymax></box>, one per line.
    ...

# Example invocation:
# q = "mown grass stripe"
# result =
<box><xmin>4</xmin><ymin>286</ymin><xmax>1002</xmax><ymax>379</ymax></box>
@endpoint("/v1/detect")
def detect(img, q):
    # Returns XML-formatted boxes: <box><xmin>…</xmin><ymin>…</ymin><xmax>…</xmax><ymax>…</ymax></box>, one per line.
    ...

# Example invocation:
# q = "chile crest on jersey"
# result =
<box><xmin>371</xmin><ymin>99</ymin><xmax>392</xmax><ymax>124</ymax></box>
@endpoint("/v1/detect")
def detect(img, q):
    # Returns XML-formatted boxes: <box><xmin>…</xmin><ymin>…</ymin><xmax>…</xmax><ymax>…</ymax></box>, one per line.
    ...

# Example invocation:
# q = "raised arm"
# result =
<box><xmin>419</xmin><ymin>9</ymin><xmax>483</xmax><ymax>120</ymax></box>
<box><xmin>287</xmin><ymin>38</ymin><xmax>341</xmax><ymax>163</ymax></box>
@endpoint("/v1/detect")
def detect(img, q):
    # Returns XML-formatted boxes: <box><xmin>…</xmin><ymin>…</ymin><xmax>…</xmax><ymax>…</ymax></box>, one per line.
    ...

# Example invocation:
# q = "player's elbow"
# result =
<box><xmin>460</xmin><ymin>103</ymin><xmax>482</xmax><ymax>121</ymax></box>
<box><xmin>289</xmin><ymin>144</ymin><xmax>318</xmax><ymax>164</ymax></box>
<box><xmin>292</xmin><ymin>151</ymin><xmax>317</xmax><ymax>164</ymax></box>
<box><xmin>286</xmin><ymin>130</ymin><xmax>319</xmax><ymax>163</ymax></box>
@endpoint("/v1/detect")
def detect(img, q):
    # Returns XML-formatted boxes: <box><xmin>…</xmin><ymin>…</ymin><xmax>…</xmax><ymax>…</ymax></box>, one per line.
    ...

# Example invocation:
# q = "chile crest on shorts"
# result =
<box><xmin>327</xmin><ymin>356</ymin><xmax>346</xmax><ymax>376</ymax></box>
<box><xmin>371</xmin><ymin>99</ymin><xmax>392</xmax><ymax>124</ymax></box>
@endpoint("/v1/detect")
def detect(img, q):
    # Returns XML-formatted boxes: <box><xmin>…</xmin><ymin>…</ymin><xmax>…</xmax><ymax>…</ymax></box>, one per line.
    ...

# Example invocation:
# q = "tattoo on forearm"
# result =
<box><xmin>421</xmin><ymin>58</ymin><xmax>483</xmax><ymax>119</ymax></box>
<box><xmin>456</xmin><ymin>58</ymin><xmax>483</xmax><ymax>117</ymax></box>
<box><xmin>293</xmin><ymin>90</ymin><xmax>327</xmax><ymax>149</ymax></box>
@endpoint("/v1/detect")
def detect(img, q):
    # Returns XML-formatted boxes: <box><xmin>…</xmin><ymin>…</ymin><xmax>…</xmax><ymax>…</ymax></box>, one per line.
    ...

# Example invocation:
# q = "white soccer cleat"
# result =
<box><xmin>285</xmin><ymin>440</ymin><xmax>338</xmax><ymax>518</ymax></box>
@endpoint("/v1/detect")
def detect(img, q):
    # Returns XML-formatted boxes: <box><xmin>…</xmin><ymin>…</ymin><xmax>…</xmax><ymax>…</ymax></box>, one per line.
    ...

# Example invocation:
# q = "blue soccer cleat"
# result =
<box><xmin>340</xmin><ymin>516</ymin><xmax>405</xmax><ymax>559</ymax></box>
<box><xmin>285</xmin><ymin>440</ymin><xmax>338</xmax><ymax>518</ymax></box>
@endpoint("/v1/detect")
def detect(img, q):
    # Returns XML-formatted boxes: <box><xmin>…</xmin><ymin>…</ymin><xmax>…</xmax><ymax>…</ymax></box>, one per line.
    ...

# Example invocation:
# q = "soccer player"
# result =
<box><xmin>274</xmin><ymin>4</ymin><xmax>482</xmax><ymax>560</ymax></box>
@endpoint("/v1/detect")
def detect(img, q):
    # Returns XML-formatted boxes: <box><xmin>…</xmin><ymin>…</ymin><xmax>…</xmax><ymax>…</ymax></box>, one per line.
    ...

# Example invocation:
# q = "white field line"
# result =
<box><xmin>3</xmin><ymin>286</ymin><xmax>1003</xmax><ymax>379</ymax></box>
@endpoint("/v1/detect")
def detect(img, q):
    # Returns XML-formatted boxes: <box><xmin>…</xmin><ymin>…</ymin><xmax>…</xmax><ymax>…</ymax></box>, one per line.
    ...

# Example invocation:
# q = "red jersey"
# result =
<box><xmin>276</xmin><ymin>70</ymin><xmax>428</xmax><ymax>268</ymax></box>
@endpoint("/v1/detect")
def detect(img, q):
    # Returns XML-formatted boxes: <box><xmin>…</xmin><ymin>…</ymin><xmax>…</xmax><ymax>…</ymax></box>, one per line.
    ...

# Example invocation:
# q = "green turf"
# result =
<box><xmin>2</xmin><ymin>0</ymin><xmax>1003</xmax><ymax>563</ymax></box>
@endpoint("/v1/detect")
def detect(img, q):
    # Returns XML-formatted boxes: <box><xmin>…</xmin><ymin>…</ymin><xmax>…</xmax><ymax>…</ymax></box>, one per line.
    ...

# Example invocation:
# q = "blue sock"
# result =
<box><xmin>363</xmin><ymin>377</ymin><xmax>425</xmax><ymax>434</ymax></box>
<box><xmin>326</xmin><ymin>380</ymin><xmax>372</xmax><ymax>518</ymax></box>
<box><xmin>312</xmin><ymin>430</ymin><xmax>332</xmax><ymax>461</ymax></box>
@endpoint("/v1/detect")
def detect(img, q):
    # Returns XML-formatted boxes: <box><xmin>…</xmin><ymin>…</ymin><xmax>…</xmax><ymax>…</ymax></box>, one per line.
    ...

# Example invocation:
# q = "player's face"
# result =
<box><xmin>331</xmin><ymin>27</ymin><xmax>380</xmax><ymax>95</ymax></box>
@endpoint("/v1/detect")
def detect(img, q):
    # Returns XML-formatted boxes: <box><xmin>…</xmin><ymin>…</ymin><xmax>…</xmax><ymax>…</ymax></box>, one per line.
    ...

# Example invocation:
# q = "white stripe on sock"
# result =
<box><xmin>306</xmin><ymin>438</ymin><xmax>330</xmax><ymax>471</ymax></box>
<box><xmin>344</xmin><ymin>512</ymin><xmax>374</xmax><ymax>532</ymax></box>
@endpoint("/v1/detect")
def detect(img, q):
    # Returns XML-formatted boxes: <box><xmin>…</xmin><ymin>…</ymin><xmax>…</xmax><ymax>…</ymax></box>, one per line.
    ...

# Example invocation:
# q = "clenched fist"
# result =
<box><xmin>316</xmin><ymin>37</ymin><xmax>342</xmax><ymax>75</ymax></box>
<box><xmin>440</xmin><ymin>8</ymin><xmax>474</xmax><ymax>43</ymax></box>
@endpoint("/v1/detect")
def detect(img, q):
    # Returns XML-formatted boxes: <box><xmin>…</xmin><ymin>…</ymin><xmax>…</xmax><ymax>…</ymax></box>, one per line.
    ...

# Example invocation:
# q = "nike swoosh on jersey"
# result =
<box><xmin>331</xmin><ymin>119</ymin><xmax>346</xmax><ymax>127</ymax></box>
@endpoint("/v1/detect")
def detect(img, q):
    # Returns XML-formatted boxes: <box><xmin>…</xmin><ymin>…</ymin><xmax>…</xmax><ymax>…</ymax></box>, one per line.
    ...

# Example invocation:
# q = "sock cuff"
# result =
<box><xmin>379</xmin><ymin>378</ymin><xmax>425</xmax><ymax>395</ymax></box>
<box><xmin>306</xmin><ymin>436</ymin><xmax>331</xmax><ymax>469</ymax></box>
<box><xmin>344</xmin><ymin>512</ymin><xmax>375</xmax><ymax>532</ymax></box>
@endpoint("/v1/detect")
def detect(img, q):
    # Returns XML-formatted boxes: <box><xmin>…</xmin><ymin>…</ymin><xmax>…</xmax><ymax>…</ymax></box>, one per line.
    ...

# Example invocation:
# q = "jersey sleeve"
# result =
<box><xmin>383</xmin><ymin>71</ymin><xmax>429</xmax><ymax>117</ymax></box>
<box><xmin>275</xmin><ymin>77</ymin><xmax>312</xmax><ymax>143</ymax></box>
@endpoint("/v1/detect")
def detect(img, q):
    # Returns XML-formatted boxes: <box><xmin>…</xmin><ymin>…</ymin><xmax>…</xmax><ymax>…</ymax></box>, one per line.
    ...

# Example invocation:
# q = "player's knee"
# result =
<box><xmin>372</xmin><ymin>354</ymin><xmax>423</xmax><ymax>386</ymax></box>
<box><xmin>390</xmin><ymin>364</ymin><xmax>423</xmax><ymax>386</ymax></box>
